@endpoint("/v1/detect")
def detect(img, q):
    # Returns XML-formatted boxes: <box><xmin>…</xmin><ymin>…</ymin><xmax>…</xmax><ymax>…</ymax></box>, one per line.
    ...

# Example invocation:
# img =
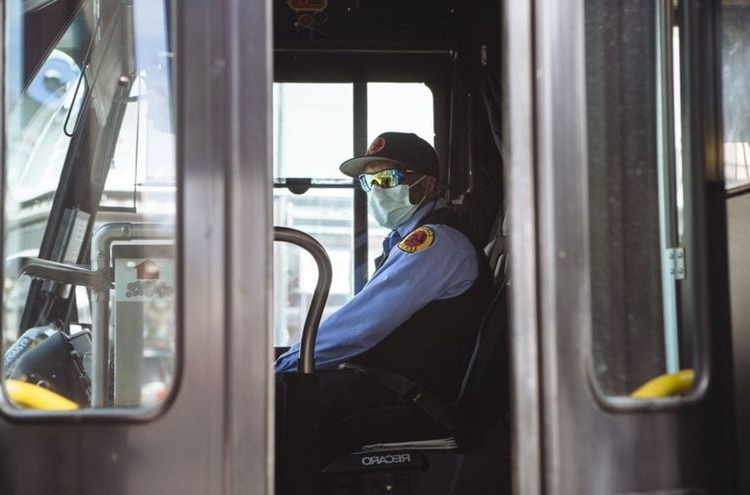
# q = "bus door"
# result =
<box><xmin>0</xmin><ymin>0</ymin><xmax>274</xmax><ymax>493</ymax></box>
<box><xmin>724</xmin><ymin>0</ymin><xmax>750</xmax><ymax>492</ymax></box>
<box><xmin>507</xmin><ymin>0</ymin><xmax>739</xmax><ymax>493</ymax></box>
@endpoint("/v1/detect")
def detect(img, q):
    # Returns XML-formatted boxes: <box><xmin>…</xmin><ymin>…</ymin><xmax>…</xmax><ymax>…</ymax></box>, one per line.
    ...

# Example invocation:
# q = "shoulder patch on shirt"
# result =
<box><xmin>398</xmin><ymin>226</ymin><xmax>435</xmax><ymax>253</ymax></box>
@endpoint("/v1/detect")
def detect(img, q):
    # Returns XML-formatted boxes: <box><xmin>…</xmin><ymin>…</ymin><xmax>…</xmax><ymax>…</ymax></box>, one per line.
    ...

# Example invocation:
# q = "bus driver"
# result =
<box><xmin>275</xmin><ymin>131</ymin><xmax>493</xmax><ymax>466</ymax></box>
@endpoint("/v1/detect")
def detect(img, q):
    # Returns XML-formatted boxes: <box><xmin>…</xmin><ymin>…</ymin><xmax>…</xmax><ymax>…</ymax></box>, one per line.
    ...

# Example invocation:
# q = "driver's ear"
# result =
<box><xmin>424</xmin><ymin>176</ymin><xmax>438</xmax><ymax>197</ymax></box>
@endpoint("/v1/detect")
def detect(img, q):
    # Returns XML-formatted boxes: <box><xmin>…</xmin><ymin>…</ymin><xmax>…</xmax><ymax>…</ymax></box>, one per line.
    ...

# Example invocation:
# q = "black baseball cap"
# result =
<box><xmin>339</xmin><ymin>132</ymin><xmax>440</xmax><ymax>179</ymax></box>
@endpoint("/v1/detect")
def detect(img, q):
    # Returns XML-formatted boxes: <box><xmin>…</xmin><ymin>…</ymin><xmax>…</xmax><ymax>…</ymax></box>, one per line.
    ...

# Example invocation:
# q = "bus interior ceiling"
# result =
<box><xmin>273</xmin><ymin>0</ymin><xmax>505</xmax><ymax>244</ymax></box>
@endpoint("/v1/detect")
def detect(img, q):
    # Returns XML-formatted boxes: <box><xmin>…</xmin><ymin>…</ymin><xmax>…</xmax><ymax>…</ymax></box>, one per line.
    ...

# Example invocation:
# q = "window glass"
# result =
<box><xmin>2</xmin><ymin>0</ymin><xmax>176</xmax><ymax>412</ymax></box>
<box><xmin>723</xmin><ymin>1</ymin><xmax>750</xmax><ymax>190</ymax></box>
<box><xmin>273</xmin><ymin>83</ymin><xmax>353</xmax><ymax>179</ymax></box>
<box><xmin>100</xmin><ymin>75</ymin><xmax>176</xmax><ymax>214</ymax></box>
<box><xmin>367</xmin><ymin>83</ymin><xmax>435</xmax><ymax>143</ymax></box>
<box><xmin>274</xmin><ymin>189</ymin><xmax>353</xmax><ymax>347</ymax></box>
<box><xmin>3</xmin><ymin>43</ymin><xmax>85</xmax><ymax>340</ymax></box>
<box><xmin>586</xmin><ymin>0</ymin><xmax>694</xmax><ymax>397</ymax></box>
<box><xmin>273</xmin><ymin>82</ymin><xmax>354</xmax><ymax>347</ymax></box>
<box><xmin>3</xmin><ymin>4</ymin><xmax>94</xmax><ymax>391</ymax></box>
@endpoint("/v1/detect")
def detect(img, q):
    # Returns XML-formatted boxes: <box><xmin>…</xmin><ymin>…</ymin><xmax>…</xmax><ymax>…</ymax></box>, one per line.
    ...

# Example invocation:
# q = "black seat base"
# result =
<box><xmin>321</xmin><ymin>450</ymin><xmax>510</xmax><ymax>495</ymax></box>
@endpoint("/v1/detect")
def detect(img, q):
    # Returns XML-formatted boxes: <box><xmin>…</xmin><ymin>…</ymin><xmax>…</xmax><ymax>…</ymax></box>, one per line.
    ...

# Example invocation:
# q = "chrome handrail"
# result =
<box><xmin>274</xmin><ymin>227</ymin><xmax>332</xmax><ymax>375</ymax></box>
<box><xmin>89</xmin><ymin>222</ymin><xmax>175</xmax><ymax>406</ymax></box>
<box><xmin>4</xmin><ymin>256</ymin><xmax>106</xmax><ymax>290</ymax></box>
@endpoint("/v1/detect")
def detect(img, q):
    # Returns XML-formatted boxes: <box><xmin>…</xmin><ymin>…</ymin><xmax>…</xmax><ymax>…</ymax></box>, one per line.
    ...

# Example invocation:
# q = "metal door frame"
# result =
<box><xmin>0</xmin><ymin>0</ymin><xmax>273</xmax><ymax>492</ymax></box>
<box><xmin>180</xmin><ymin>0</ymin><xmax>274</xmax><ymax>491</ymax></box>
<box><xmin>504</xmin><ymin>0</ymin><xmax>734</xmax><ymax>493</ymax></box>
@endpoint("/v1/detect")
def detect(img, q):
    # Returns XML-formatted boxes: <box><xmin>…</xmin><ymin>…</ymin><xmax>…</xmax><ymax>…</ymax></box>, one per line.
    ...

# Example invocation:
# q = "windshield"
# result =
<box><xmin>4</xmin><ymin>6</ymin><xmax>95</xmax><ymax>339</ymax></box>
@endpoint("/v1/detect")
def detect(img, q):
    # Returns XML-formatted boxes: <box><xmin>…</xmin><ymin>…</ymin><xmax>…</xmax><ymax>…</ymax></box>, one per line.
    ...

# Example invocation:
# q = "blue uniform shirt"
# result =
<box><xmin>274</xmin><ymin>198</ymin><xmax>478</xmax><ymax>373</ymax></box>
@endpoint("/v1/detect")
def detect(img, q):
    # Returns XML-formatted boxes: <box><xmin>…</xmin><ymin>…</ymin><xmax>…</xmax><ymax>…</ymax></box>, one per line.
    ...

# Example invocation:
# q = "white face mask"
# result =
<box><xmin>367</xmin><ymin>176</ymin><xmax>426</xmax><ymax>229</ymax></box>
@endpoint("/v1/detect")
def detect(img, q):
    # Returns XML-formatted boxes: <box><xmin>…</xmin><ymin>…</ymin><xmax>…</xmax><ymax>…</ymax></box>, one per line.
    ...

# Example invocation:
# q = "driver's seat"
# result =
<box><xmin>318</xmin><ymin>213</ymin><xmax>511</xmax><ymax>495</ymax></box>
<box><xmin>319</xmin><ymin>287</ymin><xmax>510</xmax><ymax>494</ymax></box>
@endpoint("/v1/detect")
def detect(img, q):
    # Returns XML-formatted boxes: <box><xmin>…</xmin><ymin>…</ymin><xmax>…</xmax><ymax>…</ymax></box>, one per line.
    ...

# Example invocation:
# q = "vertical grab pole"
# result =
<box><xmin>656</xmin><ymin>0</ymin><xmax>681</xmax><ymax>373</ymax></box>
<box><xmin>90</xmin><ymin>223</ymin><xmax>176</xmax><ymax>407</ymax></box>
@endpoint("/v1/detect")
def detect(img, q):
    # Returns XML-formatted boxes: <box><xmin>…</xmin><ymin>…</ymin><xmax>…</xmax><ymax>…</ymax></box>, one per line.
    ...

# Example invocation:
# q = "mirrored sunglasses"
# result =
<box><xmin>358</xmin><ymin>168</ymin><xmax>416</xmax><ymax>192</ymax></box>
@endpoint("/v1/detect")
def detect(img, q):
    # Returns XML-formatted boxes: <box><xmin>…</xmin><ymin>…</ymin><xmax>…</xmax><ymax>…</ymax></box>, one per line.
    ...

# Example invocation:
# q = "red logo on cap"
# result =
<box><xmin>367</xmin><ymin>137</ymin><xmax>386</xmax><ymax>155</ymax></box>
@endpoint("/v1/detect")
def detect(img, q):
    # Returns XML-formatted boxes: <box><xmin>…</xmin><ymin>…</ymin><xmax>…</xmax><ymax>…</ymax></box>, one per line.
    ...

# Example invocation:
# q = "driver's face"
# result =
<box><xmin>363</xmin><ymin>161</ymin><xmax>434</xmax><ymax>205</ymax></box>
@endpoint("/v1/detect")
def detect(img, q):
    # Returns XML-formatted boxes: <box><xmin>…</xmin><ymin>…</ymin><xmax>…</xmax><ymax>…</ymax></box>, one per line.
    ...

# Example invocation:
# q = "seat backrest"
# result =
<box><xmin>484</xmin><ymin>208</ymin><xmax>509</xmax><ymax>288</ymax></box>
<box><xmin>457</xmin><ymin>285</ymin><xmax>509</xmax><ymax>420</ymax></box>
<box><xmin>453</xmin><ymin>210</ymin><xmax>510</xmax><ymax>447</ymax></box>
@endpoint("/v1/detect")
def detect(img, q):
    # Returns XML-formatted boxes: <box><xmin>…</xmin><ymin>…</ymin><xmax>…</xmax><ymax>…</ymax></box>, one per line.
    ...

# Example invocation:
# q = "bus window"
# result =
<box><xmin>274</xmin><ymin>188</ymin><xmax>354</xmax><ymax>346</ymax></box>
<box><xmin>2</xmin><ymin>0</ymin><xmax>177</xmax><ymax>413</ymax></box>
<box><xmin>100</xmin><ymin>74</ymin><xmax>176</xmax><ymax>213</ymax></box>
<box><xmin>273</xmin><ymin>81</ymin><xmax>434</xmax><ymax>347</ymax></box>
<box><xmin>3</xmin><ymin>5</ymin><xmax>93</xmax><ymax>369</ymax></box>
<box><xmin>586</xmin><ymin>0</ymin><xmax>700</xmax><ymax>399</ymax></box>
<box><xmin>723</xmin><ymin>1</ymin><xmax>750</xmax><ymax>191</ymax></box>
<box><xmin>273</xmin><ymin>82</ymin><xmax>354</xmax><ymax>347</ymax></box>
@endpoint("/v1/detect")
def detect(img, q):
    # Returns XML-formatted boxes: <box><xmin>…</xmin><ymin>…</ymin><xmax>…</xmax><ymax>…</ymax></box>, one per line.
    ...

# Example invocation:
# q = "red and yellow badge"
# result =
<box><xmin>367</xmin><ymin>137</ymin><xmax>386</xmax><ymax>155</ymax></box>
<box><xmin>398</xmin><ymin>226</ymin><xmax>435</xmax><ymax>254</ymax></box>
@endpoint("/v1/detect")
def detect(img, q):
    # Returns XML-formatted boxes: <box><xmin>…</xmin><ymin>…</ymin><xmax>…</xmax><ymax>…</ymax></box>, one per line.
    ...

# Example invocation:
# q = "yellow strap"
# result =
<box><xmin>630</xmin><ymin>369</ymin><xmax>694</xmax><ymax>398</ymax></box>
<box><xmin>5</xmin><ymin>379</ymin><xmax>79</xmax><ymax>410</ymax></box>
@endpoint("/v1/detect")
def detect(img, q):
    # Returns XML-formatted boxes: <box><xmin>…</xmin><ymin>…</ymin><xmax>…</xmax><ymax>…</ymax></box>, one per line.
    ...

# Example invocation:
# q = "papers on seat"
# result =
<box><xmin>359</xmin><ymin>437</ymin><xmax>458</xmax><ymax>452</ymax></box>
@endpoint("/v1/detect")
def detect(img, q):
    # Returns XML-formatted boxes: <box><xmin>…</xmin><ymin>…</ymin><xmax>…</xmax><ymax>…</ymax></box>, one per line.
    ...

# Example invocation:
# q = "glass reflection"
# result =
<box><xmin>2</xmin><ymin>0</ymin><xmax>177</xmax><ymax>411</ymax></box>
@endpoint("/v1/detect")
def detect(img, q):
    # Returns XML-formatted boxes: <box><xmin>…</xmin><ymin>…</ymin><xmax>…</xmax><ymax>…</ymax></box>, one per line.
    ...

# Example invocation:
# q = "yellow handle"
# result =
<box><xmin>630</xmin><ymin>369</ymin><xmax>694</xmax><ymax>398</ymax></box>
<box><xmin>5</xmin><ymin>379</ymin><xmax>79</xmax><ymax>410</ymax></box>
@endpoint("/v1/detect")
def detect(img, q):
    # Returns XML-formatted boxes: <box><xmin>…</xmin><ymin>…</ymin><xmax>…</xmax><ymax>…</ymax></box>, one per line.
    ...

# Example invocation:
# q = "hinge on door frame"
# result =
<box><xmin>667</xmin><ymin>247</ymin><xmax>686</xmax><ymax>280</ymax></box>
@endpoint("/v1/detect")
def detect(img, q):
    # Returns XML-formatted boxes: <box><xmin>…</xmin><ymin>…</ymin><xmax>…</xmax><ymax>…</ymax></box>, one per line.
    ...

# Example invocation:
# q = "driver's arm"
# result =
<box><xmin>274</xmin><ymin>224</ymin><xmax>477</xmax><ymax>373</ymax></box>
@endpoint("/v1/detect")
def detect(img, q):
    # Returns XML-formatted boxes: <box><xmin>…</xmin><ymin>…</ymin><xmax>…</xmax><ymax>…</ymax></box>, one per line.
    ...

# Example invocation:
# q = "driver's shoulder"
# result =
<box><xmin>396</xmin><ymin>222</ymin><xmax>472</xmax><ymax>257</ymax></box>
